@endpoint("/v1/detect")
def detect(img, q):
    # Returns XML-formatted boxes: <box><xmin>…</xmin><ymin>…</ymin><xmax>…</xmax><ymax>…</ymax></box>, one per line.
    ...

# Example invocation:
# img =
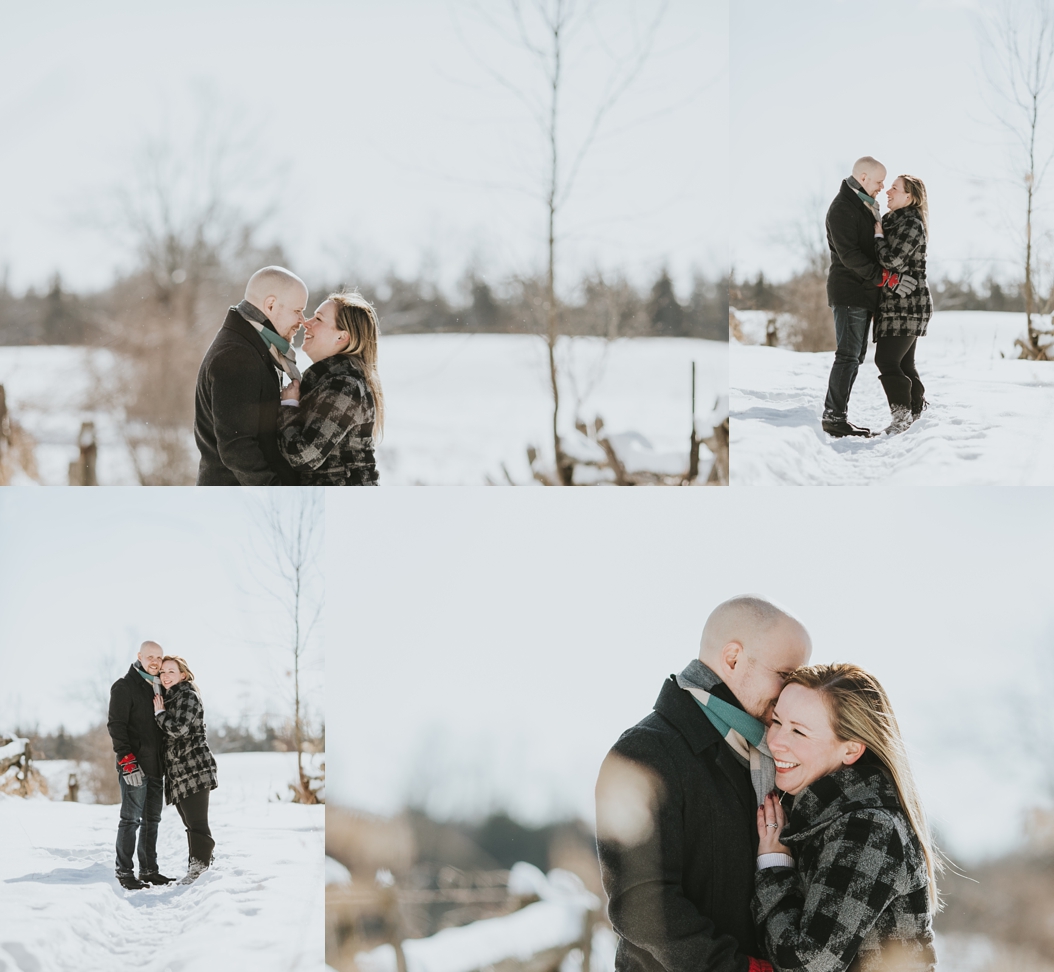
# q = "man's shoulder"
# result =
<box><xmin>610</xmin><ymin>707</ymin><xmax>693</xmax><ymax>772</ymax></box>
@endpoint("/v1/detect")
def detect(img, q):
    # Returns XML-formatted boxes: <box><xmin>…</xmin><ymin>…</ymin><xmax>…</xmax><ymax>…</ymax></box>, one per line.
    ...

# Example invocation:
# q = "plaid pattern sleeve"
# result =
<box><xmin>277</xmin><ymin>371</ymin><xmax>372</xmax><ymax>471</ymax></box>
<box><xmin>155</xmin><ymin>684</ymin><xmax>218</xmax><ymax>805</ymax></box>
<box><xmin>752</xmin><ymin>809</ymin><xmax>908</xmax><ymax>972</ymax></box>
<box><xmin>875</xmin><ymin>214</ymin><xmax>924</xmax><ymax>274</ymax></box>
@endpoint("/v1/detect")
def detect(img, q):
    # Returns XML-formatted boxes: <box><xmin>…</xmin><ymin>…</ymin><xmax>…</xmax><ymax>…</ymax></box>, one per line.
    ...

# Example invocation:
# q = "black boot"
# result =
<box><xmin>117</xmin><ymin>872</ymin><xmax>146</xmax><ymax>890</ymax></box>
<box><xmin>139</xmin><ymin>870</ymin><xmax>177</xmax><ymax>885</ymax></box>
<box><xmin>882</xmin><ymin>405</ymin><xmax>914</xmax><ymax>436</ymax></box>
<box><xmin>821</xmin><ymin>411</ymin><xmax>872</xmax><ymax>437</ymax></box>
<box><xmin>178</xmin><ymin>858</ymin><xmax>210</xmax><ymax>885</ymax></box>
<box><xmin>911</xmin><ymin>398</ymin><xmax>929</xmax><ymax>420</ymax></box>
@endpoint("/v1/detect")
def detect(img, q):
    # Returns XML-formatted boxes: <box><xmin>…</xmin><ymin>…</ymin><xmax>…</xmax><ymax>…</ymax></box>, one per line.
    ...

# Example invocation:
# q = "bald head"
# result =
<box><xmin>245</xmin><ymin>266</ymin><xmax>308</xmax><ymax>341</ymax></box>
<box><xmin>852</xmin><ymin>156</ymin><xmax>886</xmax><ymax>197</ymax></box>
<box><xmin>700</xmin><ymin>595</ymin><xmax>812</xmax><ymax>723</ymax></box>
<box><xmin>138</xmin><ymin>640</ymin><xmax>164</xmax><ymax>675</ymax></box>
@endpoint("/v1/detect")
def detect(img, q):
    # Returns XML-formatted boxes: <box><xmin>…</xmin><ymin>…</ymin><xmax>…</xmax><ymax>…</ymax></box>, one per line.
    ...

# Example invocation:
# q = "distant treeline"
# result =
<box><xmin>21</xmin><ymin>717</ymin><xmax>324</xmax><ymax>759</ymax></box>
<box><xmin>733</xmin><ymin>271</ymin><xmax>1030</xmax><ymax>315</ymax></box>
<box><xmin>0</xmin><ymin>267</ymin><xmax>728</xmax><ymax>346</ymax></box>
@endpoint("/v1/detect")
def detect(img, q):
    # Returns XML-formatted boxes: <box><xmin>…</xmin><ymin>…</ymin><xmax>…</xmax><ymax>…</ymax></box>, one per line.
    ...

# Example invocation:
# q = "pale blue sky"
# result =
<box><xmin>0</xmin><ymin>0</ymin><xmax>723</xmax><ymax>298</ymax></box>
<box><xmin>327</xmin><ymin>487</ymin><xmax>1054</xmax><ymax>861</ymax></box>
<box><xmin>732</xmin><ymin>0</ymin><xmax>1038</xmax><ymax>284</ymax></box>
<box><xmin>0</xmin><ymin>489</ymin><xmax>324</xmax><ymax>735</ymax></box>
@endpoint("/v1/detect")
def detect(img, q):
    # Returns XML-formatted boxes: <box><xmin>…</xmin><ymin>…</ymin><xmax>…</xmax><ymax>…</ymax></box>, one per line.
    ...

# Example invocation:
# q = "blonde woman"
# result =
<box><xmin>153</xmin><ymin>655</ymin><xmax>218</xmax><ymax>885</ymax></box>
<box><xmin>873</xmin><ymin>175</ymin><xmax>933</xmax><ymax>436</ymax></box>
<box><xmin>278</xmin><ymin>291</ymin><xmax>384</xmax><ymax>485</ymax></box>
<box><xmin>752</xmin><ymin>664</ymin><xmax>937</xmax><ymax>972</ymax></box>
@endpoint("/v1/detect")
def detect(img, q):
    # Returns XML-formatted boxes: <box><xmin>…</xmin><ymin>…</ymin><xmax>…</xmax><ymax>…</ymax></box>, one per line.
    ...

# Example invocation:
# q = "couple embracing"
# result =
<box><xmin>597</xmin><ymin>596</ymin><xmax>938</xmax><ymax>972</ymax></box>
<box><xmin>194</xmin><ymin>266</ymin><xmax>384</xmax><ymax>486</ymax></box>
<box><xmin>822</xmin><ymin>156</ymin><xmax>933</xmax><ymax>439</ymax></box>
<box><xmin>106</xmin><ymin>641</ymin><xmax>218</xmax><ymax>890</ymax></box>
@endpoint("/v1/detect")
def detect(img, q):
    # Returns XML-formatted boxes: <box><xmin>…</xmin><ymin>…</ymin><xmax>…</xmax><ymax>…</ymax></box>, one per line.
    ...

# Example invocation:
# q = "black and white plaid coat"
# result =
<box><xmin>874</xmin><ymin>206</ymin><xmax>933</xmax><ymax>339</ymax></box>
<box><xmin>277</xmin><ymin>353</ymin><xmax>378</xmax><ymax>486</ymax></box>
<box><xmin>155</xmin><ymin>681</ymin><xmax>218</xmax><ymax>806</ymax></box>
<box><xmin>752</xmin><ymin>761</ymin><xmax>936</xmax><ymax>972</ymax></box>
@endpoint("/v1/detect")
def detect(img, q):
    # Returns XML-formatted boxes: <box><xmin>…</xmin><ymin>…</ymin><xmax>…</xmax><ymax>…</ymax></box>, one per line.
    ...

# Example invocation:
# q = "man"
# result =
<box><xmin>822</xmin><ymin>156</ymin><xmax>896</xmax><ymax>438</ymax></box>
<box><xmin>195</xmin><ymin>266</ymin><xmax>308</xmax><ymax>484</ymax></box>
<box><xmin>107</xmin><ymin>640</ymin><xmax>174</xmax><ymax>890</ymax></box>
<box><xmin>595</xmin><ymin>595</ymin><xmax>812</xmax><ymax>972</ymax></box>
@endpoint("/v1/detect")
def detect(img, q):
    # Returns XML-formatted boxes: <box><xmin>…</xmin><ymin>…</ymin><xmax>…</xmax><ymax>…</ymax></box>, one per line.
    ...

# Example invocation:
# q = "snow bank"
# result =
<box><xmin>0</xmin><ymin>751</ymin><xmax>324</xmax><ymax>972</ymax></box>
<box><xmin>355</xmin><ymin>863</ymin><xmax>600</xmax><ymax>972</ymax></box>
<box><xmin>731</xmin><ymin>311</ymin><xmax>1054</xmax><ymax>485</ymax></box>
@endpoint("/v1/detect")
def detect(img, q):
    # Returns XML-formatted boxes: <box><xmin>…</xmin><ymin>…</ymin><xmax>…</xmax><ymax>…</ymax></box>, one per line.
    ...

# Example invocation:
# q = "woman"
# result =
<box><xmin>752</xmin><ymin>664</ymin><xmax>938</xmax><ymax>972</ymax></box>
<box><xmin>153</xmin><ymin>655</ymin><xmax>218</xmax><ymax>885</ymax></box>
<box><xmin>873</xmin><ymin>175</ymin><xmax>933</xmax><ymax>436</ymax></box>
<box><xmin>278</xmin><ymin>290</ymin><xmax>384</xmax><ymax>485</ymax></box>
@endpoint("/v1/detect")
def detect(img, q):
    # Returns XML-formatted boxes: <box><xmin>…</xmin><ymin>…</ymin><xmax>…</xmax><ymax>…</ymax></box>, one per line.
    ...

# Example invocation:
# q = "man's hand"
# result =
<box><xmin>874</xmin><ymin>221</ymin><xmax>884</xmax><ymax>237</ymax></box>
<box><xmin>757</xmin><ymin>793</ymin><xmax>790</xmax><ymax>855</ymax></box>
<box><xmin>892</xmin><ymin>273</ymin><xmax>918</xmax><ymax>297</ymax></box>
<box><xmin>118</xmin><ymin>753</ymin><xmax>145</xmax><ymax>787</ymax></box>
<box><xmin>153</xmin><ymin>694</ymin><xmax>165</xmax><ymax>713</ymax></box>
<box><xmin>879</xmin><ymin>269</ymin><xmax>893</xmax><ymax>288</ymax></box>
<box><xmin>282</xmin><ymin>380</ymin><xmax>301</xmax><ymax>404</ymax></box>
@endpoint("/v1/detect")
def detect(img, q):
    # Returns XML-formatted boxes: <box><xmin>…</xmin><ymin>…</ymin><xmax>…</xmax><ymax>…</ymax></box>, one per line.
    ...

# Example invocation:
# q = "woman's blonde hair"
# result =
<box><xmin>161</xmin><ymin>655</ymin><xmax>201</xmax><ymax>696</ymax></box>
<box><xmin>898</xmin><ymin>174</ymin><xmax>929</xmax><ymax>234</ymax></box>
<box><xmin>329</xmin><ymin>291</ymin><xmax>384</xmax><ymax>439</ymax></box>
<box><xmin>783</xmin><ymin>663</ymin><xmax>940</xmax><ymax>913</ymax></box>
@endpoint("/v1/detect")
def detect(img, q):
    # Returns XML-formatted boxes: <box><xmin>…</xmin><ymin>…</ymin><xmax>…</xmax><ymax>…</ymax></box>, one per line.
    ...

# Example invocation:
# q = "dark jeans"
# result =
<box><xmin>115</xmin><ymin>772</ymin><xmax>163</xmax><ymax>876</ymax></box>
<box><xmin>176</xmin><ymin>788</ymin><xmax>215</xmax><ymax>864</ymax></box>
<box><xmin>823</xmin><ymin>305</ymin><xmax>872</xmax><ymax>417</ymax></box>
<box><xmin>875</xmin><ymin>335</ymin><xmax>925</xmax><ymax>411</ymax></box>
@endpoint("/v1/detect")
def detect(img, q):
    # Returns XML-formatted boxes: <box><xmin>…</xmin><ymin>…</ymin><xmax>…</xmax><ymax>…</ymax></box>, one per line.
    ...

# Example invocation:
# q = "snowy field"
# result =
<box><xmin>731</xmin><ymin>311</ymin><xmax>1054</xmax><ymax>485</ymax></box>
<box><xmin>0</xmin><ymin>336</ymin><xmax>726</xmax><ymax>485</ymax></box>
<box><xmin>0</xmin><ymin>752</ymin><xmax>324</xmax><ymax>972</ymax></box>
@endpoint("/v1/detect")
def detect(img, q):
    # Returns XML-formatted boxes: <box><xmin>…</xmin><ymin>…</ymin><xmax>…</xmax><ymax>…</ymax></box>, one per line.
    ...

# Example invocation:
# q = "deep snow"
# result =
<box><xmin>731</xmin><ymin>311</ymin><xmax>1054</xmax><ymax>484</ymax></box>
<box><xmin>0</xmin><ymin>752</ymin><xmax>324</xmax><ymax>972</ymax></box>
<box><xmin>0</xmin><ymin>335</ymin><xmax>726</xmax><ymax>485</ymax></box>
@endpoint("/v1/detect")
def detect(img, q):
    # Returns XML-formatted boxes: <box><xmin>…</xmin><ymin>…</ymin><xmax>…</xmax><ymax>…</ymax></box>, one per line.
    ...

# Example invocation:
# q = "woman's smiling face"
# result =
<box><xmin>766</xmin><ymin>683</ymin><xmax>864</xmax><ymax>795</ymax></box>
<box><xmin>886</xmin><ymin>177</ymin><xmax>913</xmax><ymax>212</ymax></box>
<box><xmin>159</xmin><ymin>660</ymin><xmax>185</xmax><ymax>689</ymax></box>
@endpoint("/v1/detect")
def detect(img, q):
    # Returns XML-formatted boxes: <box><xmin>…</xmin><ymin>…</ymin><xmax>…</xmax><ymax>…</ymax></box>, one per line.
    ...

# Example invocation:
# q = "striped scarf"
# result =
<box><xmin>234</xmin><ymin>300</ymin><xmax>302</xmax><ymax>382</ymax></box>
<box><xmin>134</xmin><ymin>661</ymin><xmax>162</xmax><ymax>696</ymax></box>
<box><xmin>676</xmin><ymin>659</ymin><xmax>776</xmax><ymax>806</ymax></box>
<box><xmin>847</xmin><ymin>175</ymin><xmax>881</xmax><ymax>221</ymax></box>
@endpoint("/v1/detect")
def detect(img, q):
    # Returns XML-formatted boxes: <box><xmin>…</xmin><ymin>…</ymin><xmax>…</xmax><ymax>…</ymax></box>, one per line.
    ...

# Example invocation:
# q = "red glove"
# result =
<box><xmin>748</xmin><ymin>959</ymin><xmax>773</xmax><ymax>972</ymax></box>
<box><xmin>879</xmin><ymin>269</ymin><xmax>891</xmax><ymax>288</ymax></box>
<box><xmin>885</xmin><ymin>272</ymin><xmax>900</xmax><ymax>289</ymax></box>
<box><xmin>119</xmin><ymin>753</ymin><xmax>145</xmax><ymax>786</ymax></box>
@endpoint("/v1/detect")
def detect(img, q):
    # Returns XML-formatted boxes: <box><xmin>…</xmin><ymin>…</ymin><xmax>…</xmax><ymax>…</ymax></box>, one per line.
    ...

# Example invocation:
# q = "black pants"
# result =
<box><xmin>874</xmin><ymin>335</ymin><xmax>925</xmax><ymax>411</ymax></box>
<box><xmin>175</xmin><ymin>788</ymin><xmax>215</xmax><ymax>864</ymax></box>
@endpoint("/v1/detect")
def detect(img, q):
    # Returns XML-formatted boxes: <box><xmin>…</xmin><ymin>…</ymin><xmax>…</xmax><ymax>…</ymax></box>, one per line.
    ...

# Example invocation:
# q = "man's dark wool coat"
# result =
<box><xmin>826</xmin><ymin>179</ymin><xmax>885</xmax><ymax>311</ymax></box>
<box><xmin>597</xmin><ymin>676</ymin><xmax>763</xmax><ymax>972</ymax></box>
<box><xmin>194</xmin><ymin>308</ymin><xmax>297</xmax><ymax>486</ymax></box>
<box><xmin>107</xmin><ymin>665</ymin><xmax>165</xmax><ymax>779</ymax></box>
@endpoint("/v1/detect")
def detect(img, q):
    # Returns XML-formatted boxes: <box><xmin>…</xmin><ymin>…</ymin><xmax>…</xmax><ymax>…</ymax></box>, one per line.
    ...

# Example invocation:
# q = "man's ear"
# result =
<box><xmin>721</xmin><ymin>641</ymin><xmax>744</xmax><ymax>671</ymax></box>
<box><xmin>263</xmin><ymin>295</ymin><xmax>277</xmax><ymax>313</ymax></box>
<box><xmin>842</xmin><ymin>741</ymin><xmax>866</xmax><ymax>766</ymax></box>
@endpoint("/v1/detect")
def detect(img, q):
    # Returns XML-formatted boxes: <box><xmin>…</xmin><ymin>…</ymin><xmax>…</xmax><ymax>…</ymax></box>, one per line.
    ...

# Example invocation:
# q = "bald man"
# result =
<box><xmin>596</xmin><ymin>595</ymin><xmax>812</xmax><ymax>972</ymax></box>
<box><xmin>107</xmin><ymin>641</ymin><xmax>174</xmax><ymax>889</ymax></box>
<box><xmin>822</xmin><ymin>156</ymin><xmax>888</xmax><ymax>438</ymax></box>
<box><xmin>194</xmin><ymin>266</ymin><xmax>308</xmax><ymax>484</ymax></box>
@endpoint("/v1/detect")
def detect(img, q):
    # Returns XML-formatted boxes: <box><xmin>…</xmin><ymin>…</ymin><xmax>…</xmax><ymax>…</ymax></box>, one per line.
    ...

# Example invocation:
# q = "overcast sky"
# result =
<box><xmin>0</xmin><ymin>0</ymin><xmax>723</xmax><ymax>298</ymax></box>
<box><xmin>328</xmin><ymin>487</ymin><xmax>1054</xmax><ymax>862</ymax></box>
<box><xmin>0</xmin><ymin>489</ymin><xmax>324</xmax><ymax>735</ymax></box>
<box><xmin>731</xmin><ymin>0</ymin><xmax>1043</xmax><ymax>285</ymax></box>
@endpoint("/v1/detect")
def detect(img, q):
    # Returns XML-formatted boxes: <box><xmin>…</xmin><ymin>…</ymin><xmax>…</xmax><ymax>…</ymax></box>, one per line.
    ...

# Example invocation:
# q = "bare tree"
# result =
<box><xmin>252</xmin><ymin>488</ymin><xmax>325</xmax><ymax>804</ymax></box>
<box><xmin>982</xmin><ymin>0</ymin><xmax>1054</xmax><ymax>359</ymax></box>
<box><xmin>460</xmin><ymin>0</ymin><xmax>670</xmax><ymax>482</ymax></box>
<box><xmin>93</xmin><ymin>94</ymin><xmax>285</xmax><ymax>483</ymax></box>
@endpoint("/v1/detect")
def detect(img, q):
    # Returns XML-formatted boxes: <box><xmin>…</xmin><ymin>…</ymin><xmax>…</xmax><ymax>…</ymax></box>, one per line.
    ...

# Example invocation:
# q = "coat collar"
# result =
<box><xmin>220</xmin><ymin>308</ymin><xmax>282</xmax><ymax>377</ymax></box>
<box><xmin>654</xmin><ymin>675</ymin><xmax>758</xmax><ymax>812</ymax></box>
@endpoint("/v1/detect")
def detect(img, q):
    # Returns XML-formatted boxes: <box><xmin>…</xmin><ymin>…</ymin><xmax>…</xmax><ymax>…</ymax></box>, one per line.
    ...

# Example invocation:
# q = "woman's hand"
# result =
<box><xmin>757</xmin><ymin>792</ymin><xmax>790</xmax><ymax>855</ymax></box>
<box><xmin>283</xmin><ymin>380</ymin><xmax>301</xmax><ymax>403</ymax></box>
<box><xmin>153</xmin><ymin>694</ymin><xmax>165</xmax><ymax>713</ymax></box>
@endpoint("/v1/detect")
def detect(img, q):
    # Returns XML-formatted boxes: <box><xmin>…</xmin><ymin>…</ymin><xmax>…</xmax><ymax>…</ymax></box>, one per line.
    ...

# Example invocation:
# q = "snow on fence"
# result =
<box><xmin>0</xmin><ymin>733</ymin><xmax>48</xmax><ymax>797</ymax></box>
<box><xmin>347</xmin><ymin>862</ymin><xmax>608</xmax><ymax>972</ymax></box>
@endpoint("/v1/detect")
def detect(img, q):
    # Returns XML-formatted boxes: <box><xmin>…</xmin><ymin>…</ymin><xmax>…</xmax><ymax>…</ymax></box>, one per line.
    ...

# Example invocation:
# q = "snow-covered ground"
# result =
<box><xmin>0</xmin><ymin>336</ymin><xmax>726</xmax><ymax>485</ymax></box>
<box><xmin>731</xmin><ymin>311</ymin><xmax>1054</xmax><ymax>484</ymax></box>
<box><xmin>0</xmin><ymin>752</ymin><xmax>325</xmax><ymax>972</ymax></box>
